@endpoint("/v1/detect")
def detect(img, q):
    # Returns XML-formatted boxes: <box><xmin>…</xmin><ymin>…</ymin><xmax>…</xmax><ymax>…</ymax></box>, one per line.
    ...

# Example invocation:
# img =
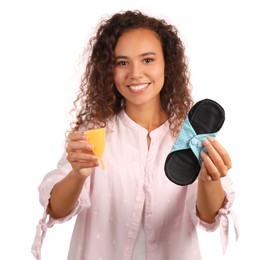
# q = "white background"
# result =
<box><xmin>0</xmin><ymin>0</ymin><xmax>256</xmax><ymax>259</ymax></box>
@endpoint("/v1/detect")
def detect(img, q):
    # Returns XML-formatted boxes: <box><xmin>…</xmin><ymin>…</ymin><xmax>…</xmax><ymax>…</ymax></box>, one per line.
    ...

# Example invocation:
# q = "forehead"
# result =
<box><xmin>114</xmin><ymin>28</ymin><xmax>162</xmax><ymax>55</ymax></box>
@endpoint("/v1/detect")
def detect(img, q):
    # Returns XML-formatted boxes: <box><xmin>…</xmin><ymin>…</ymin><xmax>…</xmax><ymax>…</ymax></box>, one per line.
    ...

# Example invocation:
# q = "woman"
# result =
<box><xmin>32</xmin><ymin>10</ymin><xmax>238</xmax><ymax>260</ymax></box>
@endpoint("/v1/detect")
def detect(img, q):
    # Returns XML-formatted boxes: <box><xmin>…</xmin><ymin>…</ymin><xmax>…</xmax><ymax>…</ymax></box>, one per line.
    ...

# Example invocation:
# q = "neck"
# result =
<box><xmin>125</xmin><ymin>101</ymin><xmax>169</xmax><ymax>132</ymax></box>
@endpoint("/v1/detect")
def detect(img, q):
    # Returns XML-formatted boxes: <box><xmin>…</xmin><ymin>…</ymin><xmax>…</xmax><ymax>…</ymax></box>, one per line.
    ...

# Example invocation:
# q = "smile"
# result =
<box><xmin>128</xmin><ymin>83</ymin><xmax>149</xmax><ymax>92</ymax></box>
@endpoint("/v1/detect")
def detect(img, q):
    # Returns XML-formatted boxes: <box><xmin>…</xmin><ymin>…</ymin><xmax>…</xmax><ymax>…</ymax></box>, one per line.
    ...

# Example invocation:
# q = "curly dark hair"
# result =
<box><xmin>70</xmin><ymin>10</ymin><xmax>193</xmax><ymax>135</ymax></box>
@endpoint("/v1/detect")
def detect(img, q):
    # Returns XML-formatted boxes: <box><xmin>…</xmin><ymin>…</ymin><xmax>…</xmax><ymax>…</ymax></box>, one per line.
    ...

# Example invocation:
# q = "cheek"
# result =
<box><xmin>113</xmin><ymin>73</ymin><xmax>119</xmax><ymax>84</ymax></box>
<box><xmin>113</xmin><ymin>74</ymin><xmax>123</xmax><ymax>94</ymax></box>
<box><xmin>150</xmin><ymin>67</ymin><xmax>165</xmax><ymax>84</ymax></box>
<box><xmin>113</xmin><ymin>70</ymin><xmax>126</xmax><ymax>86</ymax></box>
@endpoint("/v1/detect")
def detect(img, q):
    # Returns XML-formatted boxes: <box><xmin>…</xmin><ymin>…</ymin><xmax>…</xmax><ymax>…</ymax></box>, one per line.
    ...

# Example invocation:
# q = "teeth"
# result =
<box><xmin>129</xmin><ymin>84</ymin><xmax>148</xmax><ymax>91</ymax></box>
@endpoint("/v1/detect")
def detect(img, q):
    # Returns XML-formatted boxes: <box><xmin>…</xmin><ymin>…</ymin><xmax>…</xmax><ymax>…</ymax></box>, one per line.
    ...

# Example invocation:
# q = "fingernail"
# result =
<box><xmin>202</xmin><ymin>138</ymin><xmax>209</xmax><ymax>145</ymax></box>
<box><xmin>87</xmin><ymin>144</ymin><xmax>94</xmax><ymax>150</ymax></box>
<box><xmin>200</xmin><ymin>151</ymin><xmax>206</xmax><ymax>158</ymax></box>
<box><xmin>208</xmin><ymin>137</ymin><xmax>215</xmax><ymax>142</ymax></box>
<box><xmin>82</xmin><ymin>134</ymin><xmax>87</xmax><ymax>140</ymax></box>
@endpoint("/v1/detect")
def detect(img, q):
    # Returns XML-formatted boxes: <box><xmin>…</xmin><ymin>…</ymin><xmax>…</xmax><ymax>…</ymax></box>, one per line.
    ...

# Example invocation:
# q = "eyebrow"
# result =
<box><xmin>115</xmin><ymin>52</ymin><xmax>156</xmax><ymax>60</ymax></box>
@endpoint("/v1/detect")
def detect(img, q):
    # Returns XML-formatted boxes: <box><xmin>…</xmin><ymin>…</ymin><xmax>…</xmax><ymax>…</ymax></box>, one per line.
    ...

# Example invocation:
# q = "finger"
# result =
<box><xmin>200</xmin><ymin>151</ymin><xmax>221</xmax><ymax>181</ymax></box>
<box><xmin>72</xmin><ymin>160</ymin><xmax>100</xmax><ymax>171</ymax></box>
<box><xmin>66</xmin><ymin>140</ymin><xmax>94</xmax><ymax>152</ymax></box>
<box><xmin>207</xmin><ymin>137</ymin><xmax>232</xmax><ymax>169</ymax></box>
<box><xmin>199</xmin><ymin>161</ymin><xmax>212</xmax><ymax>182</ymax></box>
<box><xmin>202</xmin><ymin>138</ymin><xmax>230</xmax><ymax>176</ymax></box>
<box><xmin>67</xmin><ymin>151</ymin><xmax>98</xmax><ymax>163</ymax></box>
<box><xmin>68</xmin><ymin>132</ymin><xmax>87</xmax><ymax>141</ymax></box>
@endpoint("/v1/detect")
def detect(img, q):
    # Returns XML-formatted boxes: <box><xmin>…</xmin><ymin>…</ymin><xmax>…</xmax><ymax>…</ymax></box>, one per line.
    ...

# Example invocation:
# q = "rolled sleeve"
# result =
<box><xmin>31</xmin><ymin>152</ymin><xmax>91</xmax><ymax>260</ymax></box>
<box><xmin>186</xmin><ymin>176</ymin><xmax>239</xmax><ymax>253</ymax></box>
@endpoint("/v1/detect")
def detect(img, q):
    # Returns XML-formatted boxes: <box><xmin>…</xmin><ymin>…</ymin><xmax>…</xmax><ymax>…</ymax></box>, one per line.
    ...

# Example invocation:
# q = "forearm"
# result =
<box><xmin>196</xmin><ymin>178</ymin><xmax>225</xmax><ymax>223</ymax></box>
<box><xmin>48</xmin><ymin>170</ymin><xmax>87</xmax><ymax>219</ymax></box>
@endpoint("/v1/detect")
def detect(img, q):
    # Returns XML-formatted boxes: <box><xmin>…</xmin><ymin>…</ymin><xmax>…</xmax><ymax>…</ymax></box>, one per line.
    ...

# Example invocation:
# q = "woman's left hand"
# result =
<box><xmin>199</xmin><ymin>137</ymin><xmax>232</xmax><ymax>182</ymax></box>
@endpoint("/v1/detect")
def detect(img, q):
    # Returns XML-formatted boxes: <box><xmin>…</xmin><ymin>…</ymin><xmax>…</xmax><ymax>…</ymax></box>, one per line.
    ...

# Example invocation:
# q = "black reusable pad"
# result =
<box><xmin>164</xmin><ymin>99</ymin><xmax>225</xmax><ymax>186</ymax></box>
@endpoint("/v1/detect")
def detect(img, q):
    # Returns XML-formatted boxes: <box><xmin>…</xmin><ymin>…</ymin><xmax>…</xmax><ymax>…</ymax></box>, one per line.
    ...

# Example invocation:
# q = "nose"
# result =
<box><xmin>129</xmin><ymin>62</ymin><xmax>143</xmax><ymax>79</ymax></box>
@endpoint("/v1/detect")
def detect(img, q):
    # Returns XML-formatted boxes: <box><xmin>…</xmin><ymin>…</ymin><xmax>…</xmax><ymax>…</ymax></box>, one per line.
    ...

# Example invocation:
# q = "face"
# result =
<box><xmin>113</xmin><ymin>28</ymin><xmax>165</xmax><ymax>109</ymax></box>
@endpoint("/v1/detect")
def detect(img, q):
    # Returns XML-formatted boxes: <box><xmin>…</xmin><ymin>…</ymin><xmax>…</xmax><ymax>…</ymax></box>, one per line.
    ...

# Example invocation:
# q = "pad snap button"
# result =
<box><xmin>191</xmin><ymin>138</ymin><xmax>198</xmax><ymax>145</ymax></box>
<box><xmin>197</xmin><ymin>141</ymin><xmax>203</xmax><ymax>148</ymax></box>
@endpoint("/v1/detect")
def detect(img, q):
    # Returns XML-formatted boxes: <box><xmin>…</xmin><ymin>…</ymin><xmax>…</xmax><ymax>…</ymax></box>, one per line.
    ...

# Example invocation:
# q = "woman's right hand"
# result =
<box><xmin>66</xmin><ymin>132</ymin><xmax>100</xmax><ymax>178</ymax></box>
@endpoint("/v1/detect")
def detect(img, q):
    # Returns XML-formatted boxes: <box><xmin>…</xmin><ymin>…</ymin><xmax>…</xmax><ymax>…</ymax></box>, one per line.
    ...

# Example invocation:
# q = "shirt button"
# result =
<box><xmin>145</xmin><ymin>184</ymin><xmax>152</xmax><ymax>190</ymax></box>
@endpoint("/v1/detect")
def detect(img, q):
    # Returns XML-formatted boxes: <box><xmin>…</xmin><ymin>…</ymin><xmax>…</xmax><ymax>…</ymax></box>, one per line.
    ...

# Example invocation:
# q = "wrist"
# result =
<box><xmin>70</xmin><ymin>169</ymin><xmax>89</xmax><ymax>181</ymax></box>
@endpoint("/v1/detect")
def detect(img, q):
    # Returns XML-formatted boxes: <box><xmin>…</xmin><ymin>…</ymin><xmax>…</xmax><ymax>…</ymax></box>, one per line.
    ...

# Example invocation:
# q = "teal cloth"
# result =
<box><xmin>171</xmin><ymin>117</ymin><xmax>218</xmax><ymax>164</ymax></box>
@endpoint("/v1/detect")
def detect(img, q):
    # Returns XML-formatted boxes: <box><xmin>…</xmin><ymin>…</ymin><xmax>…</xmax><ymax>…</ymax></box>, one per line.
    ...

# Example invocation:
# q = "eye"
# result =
<box><xmin>115</xmin><ymin>60</ymin><xmax>128</xmax><ymax>66</ymax></box>
<box><xmin>143</xmin><ymin>58</ymin><xmax>154</xmax><ymax>63</ymax></box>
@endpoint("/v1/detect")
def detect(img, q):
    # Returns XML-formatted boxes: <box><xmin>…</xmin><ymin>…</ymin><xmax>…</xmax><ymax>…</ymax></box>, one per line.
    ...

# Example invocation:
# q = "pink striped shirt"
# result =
<box><xmin>32</xmin><ymin>110</ymin><xmax>238</xmax><ymax>260</ymax></box>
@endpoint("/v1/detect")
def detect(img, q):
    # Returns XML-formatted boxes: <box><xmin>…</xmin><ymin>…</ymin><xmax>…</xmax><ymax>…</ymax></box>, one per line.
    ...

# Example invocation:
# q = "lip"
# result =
<box><xmin>127</xmin><ymin>83</ymin><xmax>150</xmax><ymax>93</ymax></box>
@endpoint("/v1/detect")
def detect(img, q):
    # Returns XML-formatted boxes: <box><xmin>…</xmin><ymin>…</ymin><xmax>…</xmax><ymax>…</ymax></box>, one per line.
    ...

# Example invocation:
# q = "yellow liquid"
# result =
<box><xmin>84</xmin><ymin>128</ymin><xmax>105</xmax><ymax>170</ymax></box>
